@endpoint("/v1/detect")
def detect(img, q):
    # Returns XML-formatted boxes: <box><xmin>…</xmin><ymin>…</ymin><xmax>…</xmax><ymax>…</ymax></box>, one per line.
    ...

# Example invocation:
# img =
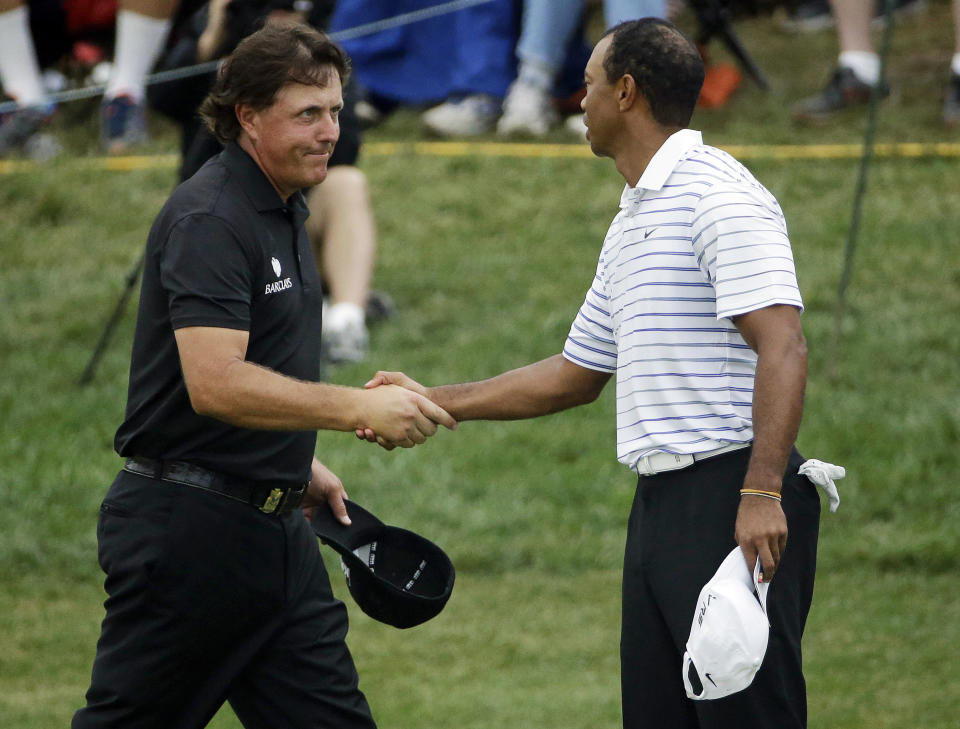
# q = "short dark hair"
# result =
<box><xmin>601</xmin><ymin>18</ymin><xmax>704</xmax><ymax>128</ymax></box>
<box><xmin>199</xmin><ymin>22</ymin><xmax>350</xmax><ymax>144</ymax></box>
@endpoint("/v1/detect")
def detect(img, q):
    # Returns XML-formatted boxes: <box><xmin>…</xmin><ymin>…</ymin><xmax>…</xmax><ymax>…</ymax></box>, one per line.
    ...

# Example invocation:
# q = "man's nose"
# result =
<box><xmin>318</xmin><ymin>116</ymin><xmax>340</xmax><ymax>142</ymax></box>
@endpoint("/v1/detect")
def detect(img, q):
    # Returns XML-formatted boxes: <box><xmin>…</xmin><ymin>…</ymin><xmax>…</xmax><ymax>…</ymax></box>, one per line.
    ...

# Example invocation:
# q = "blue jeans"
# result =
<box><xmin>517</xmin><ymin>0</ymin><xmax>668</xmax><ymax>76</ymax></box>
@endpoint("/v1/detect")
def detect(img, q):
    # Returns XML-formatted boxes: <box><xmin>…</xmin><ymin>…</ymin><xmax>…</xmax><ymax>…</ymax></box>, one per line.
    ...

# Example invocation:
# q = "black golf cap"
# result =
<box><xmin>311</xmin><ymin>500</ymin><xmax>455</xmax><ymax>629</ymax></box>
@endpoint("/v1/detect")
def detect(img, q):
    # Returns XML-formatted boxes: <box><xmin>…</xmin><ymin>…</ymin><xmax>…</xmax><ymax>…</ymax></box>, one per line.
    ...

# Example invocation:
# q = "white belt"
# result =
<box><xmin>635</xmin><ymin>442</ymin><xmax>751</xmax><ymax>477</ymax></box>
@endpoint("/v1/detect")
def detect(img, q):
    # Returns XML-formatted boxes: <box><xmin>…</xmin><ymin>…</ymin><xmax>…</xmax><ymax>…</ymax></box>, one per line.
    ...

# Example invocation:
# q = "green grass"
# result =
<box><xmin>2</xmin><ymin>4</ymin><xmax>959</xmax><ymax>727</ymax></box>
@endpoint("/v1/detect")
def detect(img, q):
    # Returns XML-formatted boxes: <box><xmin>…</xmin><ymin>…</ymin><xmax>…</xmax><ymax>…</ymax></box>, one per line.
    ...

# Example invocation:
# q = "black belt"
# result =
<box><xmin>123</xmin><ymin>457</ymin><xmax>308</xmax><ymax>515</ymax></box>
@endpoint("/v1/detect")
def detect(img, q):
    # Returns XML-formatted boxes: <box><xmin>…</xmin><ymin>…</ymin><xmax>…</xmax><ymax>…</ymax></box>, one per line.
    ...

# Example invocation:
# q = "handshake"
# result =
<box><xmin>349</xmin><ymin>352</ymin><xmax>583</xmax><ymax>448</ymax></box>
<box><xmin>353</xmin><ymin>371</ymin><xmax>452</xmax><ymax>450</ymax></box>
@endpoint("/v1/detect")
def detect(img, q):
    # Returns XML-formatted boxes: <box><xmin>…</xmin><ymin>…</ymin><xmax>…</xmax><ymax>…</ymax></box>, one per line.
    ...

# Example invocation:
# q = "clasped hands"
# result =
<box><xmin>357</xmin><ymin>372</ymin><xmax>452</xmax><ymax>449</ymax></box>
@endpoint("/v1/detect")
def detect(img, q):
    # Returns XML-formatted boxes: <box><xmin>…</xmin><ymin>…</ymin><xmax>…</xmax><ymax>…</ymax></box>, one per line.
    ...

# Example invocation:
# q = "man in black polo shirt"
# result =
<box><xmin>73</xmin><ymin>24</ymin><xmax>455</xmax><ymax>729</ymax></box>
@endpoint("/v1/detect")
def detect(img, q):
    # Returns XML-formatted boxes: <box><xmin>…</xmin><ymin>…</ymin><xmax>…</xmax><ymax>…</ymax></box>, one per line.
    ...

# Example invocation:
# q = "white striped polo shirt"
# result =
<box><xmin>563</xmin><ymin>129</ymin><xmax>803</xmax><ymax>471</ymax></box>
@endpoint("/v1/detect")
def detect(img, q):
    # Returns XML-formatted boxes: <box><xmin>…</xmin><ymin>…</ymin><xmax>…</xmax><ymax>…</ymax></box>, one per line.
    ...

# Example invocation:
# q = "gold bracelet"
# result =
<box><xmin>739</xmin><ymin>488</ymin><xmax>782</xmax><ymax>501</ymax></box>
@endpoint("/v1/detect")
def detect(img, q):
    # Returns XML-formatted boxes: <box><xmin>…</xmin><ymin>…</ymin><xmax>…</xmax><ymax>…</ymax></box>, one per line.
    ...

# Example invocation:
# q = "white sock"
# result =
<box><xmin>838</xmin><ymin>51</ymin><xmax>881</xmax><ymax>86</ymax></box>
<box><xmin>0</xmin><ymin>7</ymin><xmax>48</xmax><ymax>107</ymax></box>
<box><xmin>104</xmin><ymin>11</ymin><xmax>172</xmax><ymax>103</ymax></box>
<box><xmin>326</xmin><ymin>302</ymin><xmax>366</xmax><ymax>331</ymax></box>
<box><xmin>951</xmin><ymin>54</ymin><xmax>960</xmax><ymax>77</ymax></box>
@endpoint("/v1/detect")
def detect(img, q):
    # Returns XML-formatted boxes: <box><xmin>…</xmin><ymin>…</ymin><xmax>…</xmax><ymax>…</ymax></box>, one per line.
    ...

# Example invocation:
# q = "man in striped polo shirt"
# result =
<box><xmin>362</xmin><ymin>18</ymin><xmax>817</xmax><ymax>729</ymax></box>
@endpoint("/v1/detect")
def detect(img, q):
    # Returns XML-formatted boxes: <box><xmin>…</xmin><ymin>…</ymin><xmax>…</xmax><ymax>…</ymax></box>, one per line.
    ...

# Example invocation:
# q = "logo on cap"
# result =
<box><xmin>682</xmin><ymin>547</ymin><xmax>770</xmax><ymax>701</ymax></box>
<box><xmin>271</xmin><ymin>257</ymin><xmax>282</xmax><ymax>277</ymax></box>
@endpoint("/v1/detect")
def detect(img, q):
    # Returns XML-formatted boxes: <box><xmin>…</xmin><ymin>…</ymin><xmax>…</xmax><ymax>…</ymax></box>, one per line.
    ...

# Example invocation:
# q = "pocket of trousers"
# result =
<box><xmin>96</xmin><ymin>498</ymin><xmax>171</xmax><ymax>593</ymax></box>
<box><xmin>146</xmin><ymin>487</ymin><xmax>286</xmax><ymax>630</ymax></box>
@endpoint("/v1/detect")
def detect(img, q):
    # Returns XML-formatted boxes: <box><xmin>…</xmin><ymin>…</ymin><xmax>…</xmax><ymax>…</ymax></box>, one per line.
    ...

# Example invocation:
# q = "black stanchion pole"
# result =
<box><xmin>78</xmin><ymin>253</ymin><xmax>144</xmax><ymax>386</ymax></box>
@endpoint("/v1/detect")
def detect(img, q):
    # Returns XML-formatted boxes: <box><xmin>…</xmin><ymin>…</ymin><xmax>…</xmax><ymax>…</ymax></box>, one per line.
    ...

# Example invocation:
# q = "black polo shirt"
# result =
<box><xmin>115</xmin><ymin>143</ymin><xmax>322</xmax><ymax>483</ymax></box>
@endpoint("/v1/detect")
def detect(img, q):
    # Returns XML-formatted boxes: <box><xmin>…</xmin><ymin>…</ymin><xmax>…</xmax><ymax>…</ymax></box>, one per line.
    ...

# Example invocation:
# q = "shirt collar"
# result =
<box><xmin>221</xmin><ymin>142</ymin><xmax>308</xmax><ymax>220</ymax></box>
<box><xmin>619</xmin><ymin>128</ymin><xmax>703</xmax><ymax>209</ymax></box>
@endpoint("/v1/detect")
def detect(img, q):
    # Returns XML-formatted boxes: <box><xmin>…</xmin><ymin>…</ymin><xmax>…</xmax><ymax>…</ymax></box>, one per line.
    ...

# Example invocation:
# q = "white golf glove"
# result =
<box><xmin>798</xmin><ymin>459</ymin><xmax>845</xmax><ymax>512</ymax></box>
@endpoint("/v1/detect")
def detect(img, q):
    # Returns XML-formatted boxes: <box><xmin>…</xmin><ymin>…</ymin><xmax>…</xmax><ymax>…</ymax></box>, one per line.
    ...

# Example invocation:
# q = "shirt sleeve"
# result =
<box><xmin>692</xmin><ymin>180</ymin><xmax>803</xmax><ymax>320</ymax></box>
<box><xmin>160</xmin><ymin>213</ymin><xmax>256</xmax><ymax>331</ymax></box>
<box><xmin>562</xmin><ymin>250</ymin><xmax>618</xmax><ymax>373</ymax></box>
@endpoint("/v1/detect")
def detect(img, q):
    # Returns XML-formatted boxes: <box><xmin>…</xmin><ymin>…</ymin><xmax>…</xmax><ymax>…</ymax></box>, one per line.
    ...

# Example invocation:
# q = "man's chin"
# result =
<box><xmin>304</xmin><ymin>162</ymin><xmax>330</xmax><ymax>187</ymax></box>
<box><xmin>585</xmin><ymin>130</ymin><xmax>601</xmax><ymax>157</ymax></box>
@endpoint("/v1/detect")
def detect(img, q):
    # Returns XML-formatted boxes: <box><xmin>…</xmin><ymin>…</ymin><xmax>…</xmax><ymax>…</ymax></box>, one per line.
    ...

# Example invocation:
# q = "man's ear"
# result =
<box><xmin>617</xmin><ymin>74</ymin><xmax>638</xmax><ymax>111</ymax></box>
<box><xmin>236</xmin><ymin>103</ymin><xmax>259</xmax><ymax>142</ymax></box>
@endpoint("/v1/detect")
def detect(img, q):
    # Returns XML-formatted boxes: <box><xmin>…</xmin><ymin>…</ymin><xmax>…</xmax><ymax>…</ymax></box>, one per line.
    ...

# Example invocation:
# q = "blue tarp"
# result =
<box><xmin>330</xmin><ymin>0</ymin><xmax>520</xmax><ymax>105</ymax></box>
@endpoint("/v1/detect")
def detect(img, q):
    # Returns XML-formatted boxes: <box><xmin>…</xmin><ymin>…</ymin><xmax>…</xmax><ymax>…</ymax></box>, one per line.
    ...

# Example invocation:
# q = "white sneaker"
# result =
<box><xmin>322</xmin><ymin>302</ymin><xmax>369</xmax><ymax>363</ymax></box>
<box><xmin>564</xmin><ymin>113</ymin><xmax>587</xmax><ymax>140</ymax></box>
<box><xmin>422</xmin><ymin>94</ymin><xmax>500</xmax><ymax>137</ymax></box>
<box><xmin>496</xmin><ymin>80</ymin><xmax>557</xmax><ymax>136</ymax></box>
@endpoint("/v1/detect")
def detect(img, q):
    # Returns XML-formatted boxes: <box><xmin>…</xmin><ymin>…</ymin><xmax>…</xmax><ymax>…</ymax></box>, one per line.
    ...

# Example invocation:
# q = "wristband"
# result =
<box><xmin>739</xmin><ymin>488</ymin><xmax>782</xmax><ymax>502</ymax></box>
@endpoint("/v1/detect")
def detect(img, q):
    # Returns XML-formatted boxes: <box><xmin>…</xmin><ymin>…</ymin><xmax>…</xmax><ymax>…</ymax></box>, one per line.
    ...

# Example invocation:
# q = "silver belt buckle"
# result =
<box><xmin>636</xmin><ymin>454</ymin><xmax>656</xmax><ymax>476</ymax></box>
<box><xmin>637</xmin><ymin>452</ymin><xmax>695</xmax><ymax>476</ymax></box>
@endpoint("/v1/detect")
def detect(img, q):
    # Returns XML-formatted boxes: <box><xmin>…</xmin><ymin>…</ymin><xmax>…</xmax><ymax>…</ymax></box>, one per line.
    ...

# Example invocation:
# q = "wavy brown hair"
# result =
<box><xmin>199</xmin><ymin>22</ymin><xmax>350</xmax><ymax>144</ymax></box>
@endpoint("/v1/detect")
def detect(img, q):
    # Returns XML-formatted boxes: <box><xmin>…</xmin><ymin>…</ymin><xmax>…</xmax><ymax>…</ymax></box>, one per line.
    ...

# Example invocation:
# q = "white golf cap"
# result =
<box><xmin>682</xmin><ymin>547</ymin><xmax>770</xmax><ymax>701</ymax></box>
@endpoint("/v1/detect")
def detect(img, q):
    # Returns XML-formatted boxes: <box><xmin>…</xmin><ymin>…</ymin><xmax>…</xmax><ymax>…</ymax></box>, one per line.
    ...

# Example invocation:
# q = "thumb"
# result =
<box><xmin>417</xmin><ymin>394</ymin><xmax>458</xmax><ymax>431</ymax></box>
<box><xmin>327</xmin><ymin>491</ymin><xmax>351</xmax><ymax>526</ymax></box>
<box><xmin>738</xmin><ymin>541</ymin><xmax>759</xmax><ymax>576</ymax></box>
<box><xmin>364</xmin><ymin>372</ymin><xmax>390</xmax><ymax>389</ymax></box>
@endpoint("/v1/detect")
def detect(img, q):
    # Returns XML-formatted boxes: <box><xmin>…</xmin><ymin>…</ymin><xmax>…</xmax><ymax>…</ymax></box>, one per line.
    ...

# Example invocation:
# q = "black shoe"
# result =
<box><xmin>944</xmin><ymin>73</ymin><xmax>960</xmax><ymax>127</ymax></box>
<box><xmin>365</xmin><ymin>290</ymin><xmax>396</xmax><ymax>323</ymax></box>
<box><xmin>0</xmin><ymin>105</ymin><xmax>52</xmax><ymax>157</ymax></box>
<box><xmin>792</xmin><ymin>67</ymin><xmax>889</xmax><ymax>122</ymax></box>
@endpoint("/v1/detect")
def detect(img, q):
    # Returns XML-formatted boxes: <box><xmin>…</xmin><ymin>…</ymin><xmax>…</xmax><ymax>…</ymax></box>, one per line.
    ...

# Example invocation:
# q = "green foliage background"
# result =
<box><xmin>1</xmin><ymin>4</ymin><xmax>958</xmax><ymax>727</ymax></box>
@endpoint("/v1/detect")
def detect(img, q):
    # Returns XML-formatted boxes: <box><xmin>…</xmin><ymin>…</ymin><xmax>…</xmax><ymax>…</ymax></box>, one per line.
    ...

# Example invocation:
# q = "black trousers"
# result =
<box><xmin>620</xmin><ymin>447</ymin><xmax>820</xmax><ymax>729</ymax></box>
<box><xmin>73</xmin><ymin>469</ymin><xmax>376</xmax><ymax>729</ymax></box>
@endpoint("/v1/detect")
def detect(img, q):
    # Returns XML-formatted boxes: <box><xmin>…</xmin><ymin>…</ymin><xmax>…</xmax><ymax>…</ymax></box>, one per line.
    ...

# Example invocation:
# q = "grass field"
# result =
<box><xmin>1</xmin><ymin>3</ymin><xmax>959</xmax><ymax>727</ymax></box>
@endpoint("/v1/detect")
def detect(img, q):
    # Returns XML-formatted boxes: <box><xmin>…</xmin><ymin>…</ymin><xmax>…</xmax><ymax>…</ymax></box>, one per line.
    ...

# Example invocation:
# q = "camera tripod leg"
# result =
<box><xmin>693</xmin><ymin>0</ymin><xmax>771</xmax><ymax>91</ymax></box>
<box><xmin>717</xmin><ymin>26</ymin><xmax>770</xmax><ymax>91</ymax></box>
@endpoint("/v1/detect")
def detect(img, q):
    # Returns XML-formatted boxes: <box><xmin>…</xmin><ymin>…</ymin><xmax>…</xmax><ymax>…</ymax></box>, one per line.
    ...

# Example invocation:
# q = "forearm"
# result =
<box><xmin>196</xmin><ymin>1</ymin><xmax>231</xmax><ymax>61</ymax></box>
<box><xmin>197</xmin><ymin>26</ymin><xmax>228</xmax><ymax>62</ymax></box>
<box><xmin>731</xmin><ymin>305</ymin><xmax>805</xmax><ymax>577</ymax></box>
<box><xmin>744</xmin><ymin>334</ymin><xmax>807</xmax><ymax>490</ymax></box>
<box><xmin>190</xmin><ymin>358</ymin><xmax>366</xmax><ymax>432</ymax></box>
<box><xmin>426</xmin><ymin>354</ymin><xmax>609</xmax><ymax>422</ymax></box>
